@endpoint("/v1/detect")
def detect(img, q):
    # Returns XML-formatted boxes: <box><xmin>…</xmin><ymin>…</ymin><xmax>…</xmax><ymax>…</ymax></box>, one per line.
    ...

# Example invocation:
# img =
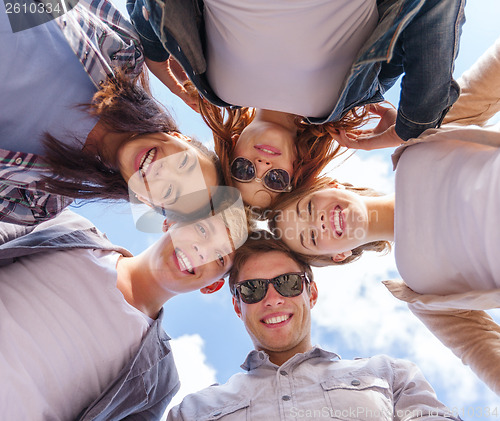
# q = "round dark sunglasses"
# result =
<box><xmin>230</xmin><ymin>157</ymin><xmax>292</xmax><ymax>193</ymax></box>
<box><xmin>232</xmin><ymin>272</ymin><xmax>310</xmax><ymax>304</ymax></box>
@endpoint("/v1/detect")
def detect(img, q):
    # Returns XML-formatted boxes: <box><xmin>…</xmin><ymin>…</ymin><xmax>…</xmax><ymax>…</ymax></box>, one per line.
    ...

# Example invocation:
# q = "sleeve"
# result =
<box><xmin>391</xmin><ymin>359</ymin><xmax>460</xmax><ymax>420</ymax></box>
<box><xmin>444</xmin><ymin>38</ymin><xmax>500</xmax><ymax>126</ymax></box>
<box><xmin>126</xmin><ymin>0</ymin><xmax>170</xmax><ymax>62</ymax></box>
<box><xmin>392</xmin><ymin>0</ymin><xmax>465</xmax><ymax>140</ymax></box>
<box><xmin>408</xmin><ymin>306</ymin><xmax>500</xmax><ymax>396</ymax></box>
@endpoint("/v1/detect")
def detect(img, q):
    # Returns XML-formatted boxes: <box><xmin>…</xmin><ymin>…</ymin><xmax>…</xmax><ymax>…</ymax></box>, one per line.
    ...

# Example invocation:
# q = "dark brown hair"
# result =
<box><xmin>41</xmin><ymin>71</ymin><xmax>221</xmax><ymax>201</ymax></box>
<box><xmin>228</xmin><ymin>230</ymin><xmax>314</xmax><ymax>292</ymax></box>
<box><xmin>268</xmin><ymin>177</ymin><xmax>391</xmax><ymax>267</ymax></box>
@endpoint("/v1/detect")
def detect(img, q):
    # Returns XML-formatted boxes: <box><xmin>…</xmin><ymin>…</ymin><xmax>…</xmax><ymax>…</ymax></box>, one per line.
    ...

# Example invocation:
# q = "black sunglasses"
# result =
<box><xmin>232</xmin><ymin>272</ymin><xmax>310</xmax><ymax>304</ymax></box>
<box><xmin>230</xmin><ymin>157</ymin><xmax>292</xmax><ymax>193</ymax></box>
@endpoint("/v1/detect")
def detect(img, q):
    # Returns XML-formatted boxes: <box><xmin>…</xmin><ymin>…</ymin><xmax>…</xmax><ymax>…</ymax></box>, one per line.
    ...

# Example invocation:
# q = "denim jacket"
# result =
<box><xmin>0</xmin><ymin>210</ymin><xmax>180</xmax><ymax>420</ymax></box>
<box><xmin>127</xmin><ymin>0</ymin><xmax>465</xmax><ymax>140</ymax></box>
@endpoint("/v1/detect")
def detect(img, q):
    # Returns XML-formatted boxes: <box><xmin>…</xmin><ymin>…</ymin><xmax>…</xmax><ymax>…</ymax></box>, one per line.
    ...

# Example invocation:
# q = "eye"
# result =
<box><xmin>179</xmin><ymin>153</ymin><xmax>188</xmax><ymax>169</ymax></box>
<box><xmin>164</xmin><ymin>184</ymin><xmax>173</xmax><ymax>200</ymax></box>
<box><xmin>215</xmin><ymin>251</ymin><xmax>225</xmax><ymax>267</ymax></box>
<box><xmin>311</xmin><ymin>230</ymin><xmax>317</xmax><ymax>247</ymax></box>
<box><xmin>307</xmin><ymin>200</ymin><xmax>312</xmax><ymax>216</ymax></box>
<box><xmin>196</xmin><ymin>223</ymin><xmax>207</xmax><ymax>238</ymax></box>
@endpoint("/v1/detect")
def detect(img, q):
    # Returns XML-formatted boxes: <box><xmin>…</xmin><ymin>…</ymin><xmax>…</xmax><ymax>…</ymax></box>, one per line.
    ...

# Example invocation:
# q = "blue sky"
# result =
<box><xmin>74</xmin><ymin>1</ymin><xmax>500</xmax><ymax>417</ymax></box>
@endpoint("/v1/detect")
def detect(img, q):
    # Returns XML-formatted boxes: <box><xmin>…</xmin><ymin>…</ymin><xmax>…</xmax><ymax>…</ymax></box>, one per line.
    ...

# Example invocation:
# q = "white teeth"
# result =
<box><xmin>333</xmin><ymin>208</ymin><xmax>342</xmax><ymax>235</ymax></box>
<box><xmin>139</xmin><ymin>148</ymin><xmax>156</xmax><ymax>173</ymax></box>
<box><xmin>261</xmin><ymin>148</ymin><xmax>276</xmax><ymax>154</ymax></box>
<box><xmin>264</xmin><ymin>315</ymin><xmax>289</xmax><ymax>325</ymax></box>
<box><xmin>175</xmin><ymin>248</ymin><xmax>194</xmax><ymax>274</ymax></box>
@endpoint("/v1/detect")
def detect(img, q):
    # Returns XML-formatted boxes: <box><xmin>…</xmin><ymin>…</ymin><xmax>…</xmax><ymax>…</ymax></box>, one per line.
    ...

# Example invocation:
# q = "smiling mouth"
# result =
<box><xmin>174</xmin><ymin>248</ymin><xmax>194</xmax><ymax>275</ymax></box>
<box><xmin>139</xmin><ymin>148</ymin><xmax>157</xmax><ymax>175</ymax></box>
<box><xmin>254</xmin><ymin>144</ymin><xmax>281</xmax><ymax>156</ymax></box>
<box><xmin>331</xmin><ymin>206</ymin><xmax>344</xmax><ymax>236</ymax></box>
<box><xmin>262</xmin><ymin>314</ymin><xmax>290</xmax><ymax>325</ymax></box>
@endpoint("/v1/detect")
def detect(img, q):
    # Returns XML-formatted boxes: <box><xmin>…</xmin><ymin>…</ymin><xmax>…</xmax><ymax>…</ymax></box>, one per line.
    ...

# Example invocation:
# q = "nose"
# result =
<box><xmin>192</xmin><ymin>243</ymin><xmax>206</xmax><ymax>264</ymax></box>
<box><xmin>253</xmin><ymin>158</ymin><xmax>272</xmax><ymax>178</ymax></box>
<box><xmin>262</xmin><ymin>284</ymin><xmax>285</xmax><ymax>307</ymax></box>
<box><xmin>317</xmin><ymin>211</ymin><xmax>327</xmax><ymax>232</ymax></box>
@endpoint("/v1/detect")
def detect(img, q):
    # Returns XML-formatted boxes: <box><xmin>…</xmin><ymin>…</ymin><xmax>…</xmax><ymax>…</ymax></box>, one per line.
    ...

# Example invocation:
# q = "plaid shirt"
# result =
<box><xmin>0</xmin><ymin>0</ymin><xmax>144</xmax><ymax>226</ymax></box>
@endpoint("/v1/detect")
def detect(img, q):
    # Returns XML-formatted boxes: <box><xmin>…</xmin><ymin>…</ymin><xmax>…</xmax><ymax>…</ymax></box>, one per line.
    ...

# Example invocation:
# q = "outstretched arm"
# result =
<box><xmin>145</xmin><ymin>57</ymin><xmax>200</xmax><ymax>113</ymax></box>
<box><xmin>444</xmin><ymin>38</ymin><xmax>500</xmax><ymax>126</ymax></box>
<box><xmin>409</xmin><ymin>306</ymin><xmax>500</xmax><ymax>396</ymax></box>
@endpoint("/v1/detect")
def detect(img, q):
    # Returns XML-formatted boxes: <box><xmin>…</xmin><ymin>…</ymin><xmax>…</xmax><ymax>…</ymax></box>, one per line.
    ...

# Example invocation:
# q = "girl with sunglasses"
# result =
<box><xmin>0</xmin><ymin>0</ymin><xmax>221</xmax><ymax>226</ymax></box>
<box><xmin>127</xmin><ymin>0</ymin><xmax>464</xmax><ymax>210</ymax></box>
<box><xmin>270</xmin><ymin>39</ymin><xmax>500</xmax><ymax>395</ymax></box>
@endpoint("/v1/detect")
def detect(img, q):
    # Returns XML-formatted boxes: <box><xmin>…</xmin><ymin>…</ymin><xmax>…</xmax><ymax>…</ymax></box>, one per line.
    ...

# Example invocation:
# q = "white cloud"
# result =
<box><xmin>322</xmin><ymin>150</ymin><xmax>395</xmax><ymax>194</ymax></box>
<box><xmin>162</xmin><ymin>334</ymin><xmax>217</xmax><ymax>420</ymax></box>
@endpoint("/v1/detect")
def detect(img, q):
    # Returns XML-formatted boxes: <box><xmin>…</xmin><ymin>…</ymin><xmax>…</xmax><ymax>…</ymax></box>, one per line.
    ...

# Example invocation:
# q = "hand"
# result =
<box><xmin>335</xmin><ymin>104</ymin><xmax>403</xmax><ymax>150</ymax></box>
<box><xmin>145</xmin><ymin>57</ymin><xmax>200</xmax><ymax>113</ymax></box>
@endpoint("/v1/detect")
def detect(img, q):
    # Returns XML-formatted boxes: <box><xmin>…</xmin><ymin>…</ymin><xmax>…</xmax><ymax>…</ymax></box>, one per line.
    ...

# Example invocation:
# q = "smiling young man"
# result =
<box><xmin>167</xmin><ymin>233</ymin><xmax>460</xmax><ymax>421</ymax></box>
<box><xmin>0</xmin><ymin>198</ymin><xmax>247</xmax><ymax>420</ymax></box>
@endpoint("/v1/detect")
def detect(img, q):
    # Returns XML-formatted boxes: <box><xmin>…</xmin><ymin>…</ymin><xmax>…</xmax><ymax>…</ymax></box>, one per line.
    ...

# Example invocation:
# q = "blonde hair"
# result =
<box><xmin>268</xmin><ymin>176</ymin><xmax>391</xmax><ymax>267</ymax></box>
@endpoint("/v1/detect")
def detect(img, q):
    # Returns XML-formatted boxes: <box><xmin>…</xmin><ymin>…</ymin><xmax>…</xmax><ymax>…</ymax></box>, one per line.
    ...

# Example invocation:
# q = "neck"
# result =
<box><xmin>260</xmin><ymin>339</ymin><xmax>313</xmax><ymax>366</ymax></box>
<box><xmin>255</xmin><ymin>109</ymin><xmax>298</xmax><ymax>132</ymax></box>
<box><xmin>364</xmin><ymin>194</ymin><xmax>395</xmax><ymax>242</ymax></box>
<box><xmin>84</xmin><ymin>119</ymin><xmax>131</xmax><ymax>167</ymax></box>
<box><xmin>116</xmin><ymin>254</ymin><xmax>173</xmax><ymax>320</ymax></box>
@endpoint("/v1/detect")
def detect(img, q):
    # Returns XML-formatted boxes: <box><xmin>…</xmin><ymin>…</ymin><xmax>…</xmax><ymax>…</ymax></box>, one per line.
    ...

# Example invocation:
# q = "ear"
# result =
<box><xmin>200</xmin><ymin>279</ymin><xmax>225</xmax><ymax>295</ymax></box>
<box><xmin>331</xmin><ymin>250</ymin><xmax>352</xmax><ymax>263</ymax></box>
<box><xmin>309</xmin><ymin>281</ymin><xmax>318</xmax><ymax>309</ymax></box>
<box><xmin>232</xmin><ymin>295</ymin><xmax>242</xmax><ymax>318</ymax></box>
<box><xmin>169</xmin><ymin>131</ymin><xmax>192</xmax><ymax>142</ymax></box>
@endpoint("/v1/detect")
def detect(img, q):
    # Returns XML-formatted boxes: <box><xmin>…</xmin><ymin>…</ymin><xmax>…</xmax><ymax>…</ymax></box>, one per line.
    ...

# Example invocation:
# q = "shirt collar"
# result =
<box><xmin>241</xmin><ymin>346</ymin><xmax>341</xmax><ymax>371</ymax></box>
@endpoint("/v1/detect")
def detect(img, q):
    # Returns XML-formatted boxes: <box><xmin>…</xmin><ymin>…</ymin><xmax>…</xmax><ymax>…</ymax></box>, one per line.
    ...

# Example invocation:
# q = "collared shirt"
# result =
<box><xmin>167</xmin><ymin>346</ymin><xmax>460</xmax><ymax>421</ymax></box>
<box><xmin>0</xmin><ymin>0</ymin><xmax>144</xmax><ymax>226</ymax></box>
<box><xmin>0</xmin><ymin>210</ymin><xmax>180</xmax><ymax>419</ymax></box>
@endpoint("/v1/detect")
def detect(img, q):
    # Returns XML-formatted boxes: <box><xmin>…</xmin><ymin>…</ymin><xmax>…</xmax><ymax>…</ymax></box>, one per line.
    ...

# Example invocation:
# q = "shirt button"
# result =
<box><xmin>14</xmin><ymin>157</ymin><xmax>23</xmax><ymax>165</ymax></box>
<box><xmin>280</xmin><ymin>370</ymin><xmax>288</xmax><ymax>376</ymax></box>
<box><xmin>212</xmin><ymin>411</ymin><xmax>222</xmax><ymax>417</ymax></box>
<box><xmin>282</xmin><ymin>395</ymin><xmax>291</xmax><ymax>401</ymax></box>
<box><xmin>351</xmin><ymin>379</ymin><xmax>361</xmax><ymax>386</ymax></box>
<box><xmin>142</xmin><ymin>5</ymin><xmax>149</xmax><ymax>21</ymax></box>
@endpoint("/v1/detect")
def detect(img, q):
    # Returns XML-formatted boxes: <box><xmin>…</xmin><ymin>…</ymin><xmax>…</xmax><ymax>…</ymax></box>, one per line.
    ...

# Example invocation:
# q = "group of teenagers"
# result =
<box><xmin>1</xmin><ymin>0</ymin><xmax>500</xmax><ymax>419</ymax></box>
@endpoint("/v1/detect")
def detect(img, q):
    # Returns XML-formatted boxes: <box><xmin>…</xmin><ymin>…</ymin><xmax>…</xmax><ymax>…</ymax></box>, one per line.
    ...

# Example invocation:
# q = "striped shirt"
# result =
<box><xmin>0</xmin><ymin>0</ymin><xmax>143</xmax><ymax>225</ymax></box>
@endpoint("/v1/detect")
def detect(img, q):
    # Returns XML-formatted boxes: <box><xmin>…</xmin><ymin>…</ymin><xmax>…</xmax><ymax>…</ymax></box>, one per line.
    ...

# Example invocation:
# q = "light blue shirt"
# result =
<box><xmin>168</xmin><ymin>346</ymin><xmax>459</xmax><ymax>421</ymax></box>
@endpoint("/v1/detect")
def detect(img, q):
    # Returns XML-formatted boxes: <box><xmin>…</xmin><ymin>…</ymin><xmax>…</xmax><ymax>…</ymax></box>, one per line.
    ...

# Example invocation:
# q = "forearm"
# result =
<box><xmin>444</xmin><ymin>38</ymin><xmax>500</xmax><ymax>126</ymax></box>
<box><xmin>409</xmin><ymin>306</ymin><xmax>500</xmax><ymax>396</ymax></box>
<box><xmin>394</xmin><ymin>0</ymin><xmax>465</xmax><ymax>140</ymax></box>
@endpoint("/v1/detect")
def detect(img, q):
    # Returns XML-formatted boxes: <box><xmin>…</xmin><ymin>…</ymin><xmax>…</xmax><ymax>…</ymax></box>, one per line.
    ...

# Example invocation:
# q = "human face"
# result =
<box><xmin>118</xmin><ymin>132</ymin><xmax>218</xmax><ymax>214</ymax></box>
<box><xmin>145</xmin><ymin>213</ymin><xmax>235</xmax><ymax>295</ymax></box>
<box><xmin>233</xmin><ymin>251</ymin><xmax>317</xmax><ymax>359</ymax></box>
<box><xmin>274</xmin><ymin>186</ymin><xmax>369</xmax><ymax>259</ymax></box>
<box><xmin>232</xmin><ymin>122</ymin><xmax>296</xmax><ymax>209</ymax></box>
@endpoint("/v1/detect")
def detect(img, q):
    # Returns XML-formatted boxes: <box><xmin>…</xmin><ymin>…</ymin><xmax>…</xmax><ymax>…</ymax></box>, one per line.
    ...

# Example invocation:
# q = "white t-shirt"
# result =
<box><xmin>395</xmin><ymin>138</ymin><xmax>500</xmax><ymax>295</ymax></box>
<box><xmin>204</xmin><ymin>0</ymin><xmax>378</xmax><ymax>118</ymax></box>
<box><xmin>0</xmin><ymin>249</ymin><xmax>150</xmax><ymax>420</ymax></box>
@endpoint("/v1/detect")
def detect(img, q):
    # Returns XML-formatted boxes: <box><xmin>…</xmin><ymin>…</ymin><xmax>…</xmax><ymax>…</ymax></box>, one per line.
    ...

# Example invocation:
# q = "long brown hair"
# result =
<box><xmin>197</xmin><ymin>98</ymin><xmax>372</xmax><ymax>207</ymax></box>
<box><xmin>42</xmin><ymin>72</ymin><xmax>220</xmax><ymax>201</ymax></box>
<box><xmin>268</xmin><ymin>177</ymin><xmax>391</xmax><ymax>267</ymax></box>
